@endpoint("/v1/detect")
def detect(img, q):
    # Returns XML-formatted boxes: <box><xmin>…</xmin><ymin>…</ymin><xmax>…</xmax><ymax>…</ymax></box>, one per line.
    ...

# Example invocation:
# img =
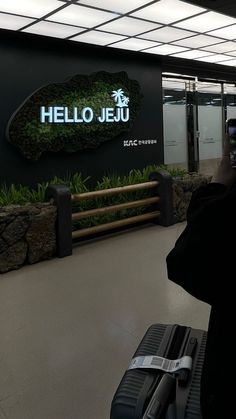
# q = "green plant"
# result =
<box><xmin>0</xmin><ymin>173</ymin><xmax>90</xmax><ymax>207</ymax></box>
<box><xmin>0</xmin><ymin>164</ymin><xmax>188</xmax><ymax>230</ymax></box>
<box><xmin>72</xmin><ymin>167</ymin><xmax>160</xmax><ymax>230</ymax></box>
<box><xmin>26</xmin><ymin>182</ymin><xmax>49</xmax><ymax>203</ymax></box>
<box><xmin>0</xmin><ymin>183</ymin><xmax>31</xmax><ymax>206</ymax></box>
<box><xmin>69</xmin><ymin>173</ymin><xmax>90</xmax><ymax>194</ymax></box>
<box><xmin>156</xmin><ymin>164</ymin><xmax>188</xmax><ymax>178</ymax></box>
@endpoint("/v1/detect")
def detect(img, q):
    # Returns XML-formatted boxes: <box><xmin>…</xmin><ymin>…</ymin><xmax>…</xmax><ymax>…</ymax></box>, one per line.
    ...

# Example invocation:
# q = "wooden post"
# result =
<box><xmin>46</xmin><ymin>185</ymin><xmax>72</xmax><ymax>257</ymax></box>
<box><xmin>149</xmin><ymin>170</ymin><xmax>174</xmax><ymax>227</ymax></box>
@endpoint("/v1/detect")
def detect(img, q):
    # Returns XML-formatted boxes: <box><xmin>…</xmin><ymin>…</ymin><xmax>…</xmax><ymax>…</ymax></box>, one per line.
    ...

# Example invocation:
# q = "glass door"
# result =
<box><xmin>162</xmin><ymin>78</ymin><xmax>188</xmax><ymax>170</ymax></box>
<box><xmin>197</xmin><ymin>81</ymin><xmax>223</xmax><ymax>176</ymax></box>
<box><xmin>162</xmin><ymin>76</ymin><xmax>226</xmax><ymax>176</ymax></box>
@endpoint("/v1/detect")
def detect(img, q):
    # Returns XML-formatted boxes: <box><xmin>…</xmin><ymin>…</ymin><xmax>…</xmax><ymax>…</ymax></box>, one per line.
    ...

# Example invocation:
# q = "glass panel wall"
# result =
<box><xmin>162</xmin><ymin>79</ymin><xmax>188</xmax><ymax>170</ymax></box>
<box><xmin>225</xmin><ymin>84</ymin><xmax>236</xmax><ymax>119</ymax></box>
<box><xmin>162</xmin><ymin>76</ymin><xmax>236</xmax><ymax>176</ymax></box>
<box><xmin>197</xmin><ymin>82</ymin><xmax>223</xmax><ymax>176</ymax></box>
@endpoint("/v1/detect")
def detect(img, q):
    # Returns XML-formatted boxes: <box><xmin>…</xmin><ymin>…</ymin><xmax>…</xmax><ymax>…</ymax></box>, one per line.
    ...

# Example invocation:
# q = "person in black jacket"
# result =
<box><xmin>166</xmin><ymin>136</ymin><xmax>235</xmax><ymax>419</ymax></box>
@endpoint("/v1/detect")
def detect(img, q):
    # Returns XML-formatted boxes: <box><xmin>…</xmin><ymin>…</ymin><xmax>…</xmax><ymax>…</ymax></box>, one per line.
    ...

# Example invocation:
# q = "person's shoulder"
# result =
<box><xmin>186</xmin><ymin>181</ymin><xmax>236</xmax><ymax>223</ymax></box>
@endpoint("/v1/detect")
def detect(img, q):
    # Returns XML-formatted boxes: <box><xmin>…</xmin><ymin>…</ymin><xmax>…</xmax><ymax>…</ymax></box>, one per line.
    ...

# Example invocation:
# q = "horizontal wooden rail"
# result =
<box><xmin>72</xmin><ymin>211</ymin><xmax>160</xmax><ymax>239</ymax></box>
<box><xmin>72</xmin><ymin>196</ymin><xmax>160</xmax><ymax>221</ymax></box>
<box><xmin>71</xmin><ymin>180</ymin><xmax>159</xmax><ymax>202</ymax></box>
<box><xmin>46</xmin><ymin>171</ymin><xmax>174</xmax><ymax>257</ymax></box>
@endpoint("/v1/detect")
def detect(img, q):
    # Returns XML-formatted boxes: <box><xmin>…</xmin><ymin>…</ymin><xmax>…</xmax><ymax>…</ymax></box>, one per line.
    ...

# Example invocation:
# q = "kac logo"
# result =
<box><xmin>40</xmin><ymin>89</ymin><xmax>130</xmax><ymax>124</ymax></box>
<box><xmin>124</xmin><ymin>140</ymin><xmax>138</xmax><ymax>147</ymax></box>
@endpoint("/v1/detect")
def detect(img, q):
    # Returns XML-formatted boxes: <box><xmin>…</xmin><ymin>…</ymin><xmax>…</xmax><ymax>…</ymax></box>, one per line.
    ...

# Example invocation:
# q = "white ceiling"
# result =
<box><xmin>1</xmin><ymin>0</ymin><xmax>236</xmax><ymax>67</ymax></box>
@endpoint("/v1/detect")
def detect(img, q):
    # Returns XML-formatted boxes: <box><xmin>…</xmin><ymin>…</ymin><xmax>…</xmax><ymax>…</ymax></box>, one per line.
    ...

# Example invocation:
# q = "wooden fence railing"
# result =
<box><xmin>46</xmin><ymin>170</ymin><xmax>174</xmax><ymax>257</ymax></box>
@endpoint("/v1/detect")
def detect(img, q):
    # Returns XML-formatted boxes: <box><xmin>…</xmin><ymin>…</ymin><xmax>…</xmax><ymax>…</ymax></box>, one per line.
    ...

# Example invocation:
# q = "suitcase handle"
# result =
<box><xmin>142</xmin><ymin>374</ymin><xmax>176</xmax><ymax>419</ymax></box>
<box><xmin>178</xmin><ymin>337</ymin><xmax>197</xmax><ymax>387</ymax></box>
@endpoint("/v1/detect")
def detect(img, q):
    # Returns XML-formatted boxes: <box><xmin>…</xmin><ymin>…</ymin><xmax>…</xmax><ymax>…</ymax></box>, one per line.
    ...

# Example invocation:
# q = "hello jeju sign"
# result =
<box><xmin>40</xmin><ymin>88</ymin><xmax>130</xmax><ymax>124</ymax></box>
<box><xmin>7</xmin><ymin>72</ymin><xmax>142</xmax><ymax>161</ymax></box>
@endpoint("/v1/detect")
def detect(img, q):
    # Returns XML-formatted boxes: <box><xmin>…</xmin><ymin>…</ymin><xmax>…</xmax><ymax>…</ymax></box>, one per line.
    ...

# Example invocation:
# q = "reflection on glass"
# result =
<box><xmin>197</xmin><ymin>82</ymin><xmax>222</xmax><ymax>176</ymax></box>
<box><xmin>163</xmin><ymin>79</ymin><xmax>188</xmax><ymax>171</ymax></box>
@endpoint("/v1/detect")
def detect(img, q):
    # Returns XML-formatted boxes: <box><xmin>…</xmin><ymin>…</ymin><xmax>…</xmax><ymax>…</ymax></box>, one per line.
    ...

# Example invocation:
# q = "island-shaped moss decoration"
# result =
<box><xmin>6</xmin><ymin>71</ymin><xmax>142</xmax><ymax>160</ymax></box>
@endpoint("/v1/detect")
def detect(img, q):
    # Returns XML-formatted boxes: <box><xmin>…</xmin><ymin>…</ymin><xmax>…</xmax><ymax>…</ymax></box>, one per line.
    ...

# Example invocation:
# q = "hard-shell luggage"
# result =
<box><xmin>110</xmin><ymin>323</ymin><xmax>207</xmax><ymax>419</ymax></box>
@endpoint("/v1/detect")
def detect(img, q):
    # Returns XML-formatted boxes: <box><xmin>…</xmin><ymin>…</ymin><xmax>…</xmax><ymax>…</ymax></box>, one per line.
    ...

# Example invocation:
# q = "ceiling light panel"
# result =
<box><xmin>163</xmin><ymin>80</ymin><xmax>186</xmax><ymax>90</ymax></box>
<box><xmin>143</xmin><ymin>44</ymin><xmax>189</xmax><ymax>55</ymax></box>
<box><xmin>201</xmin><ymin>41</ymin><xmax>236</xmax><ymax>54</ymax></box>
<box><xmin>195</xmin><ymin>54</ymin><xmax>234</xmax><ymax>63</ymax></box>
<box><xmin>78</xmin><ymin>0</ymin><xmax>150</xmax><ymax>14</ymax></box>
<box><xmin>0</xmin><ymin>0</ymin><xmax>60</xmax><ymax>18</ymax></box>
<box><xmin>197</xmin><ymin>84</ymin><xmax>221</xmax><ymax>93</ymax></box>
<box><xmin>139</xmin><ymin>26</ymin><xmax>196</xmax><ymax>43</ymax></box>
<box><xmin>174</xmin><ymin>34</ymin><xmax>223</xmax><ymax>48</ymax></box>
<box><xmin>171</xmin><ymin>50</ymin><xmax>214</xmax><ymax>59</ymax></box>
<box><xmin>48</xmin><ymin>4</ymin><xmax>117</xmax><ymax>27</ymax></box>
<box><xmin>208</xmin><ymin>25</ymin><xmax>236</xmax><ymax>40</ymax></box>
<box><xmin>23</xmin><ymin>21</ymin><xmax>84</xmax><ymax>38</ymax></box>
<box><xmin>219</xmin><ymin>59</ymin><xmax>236</xmax><ymax>66</ymax></box>
<box><xmin>109</xmin><ymin>37</ymin><xmax>160</xmax><ymax>51</ymax></box>
<box><xmin>222</xmin><ymin>50</ymin><xmax>236</xmax><ymax>57</ymax></box>
<box><xmin>175</xmin><ymin>11</ymin><xmax>236</xmax><ymax>32</ymax></box>
<box><xmin>0</xmin><ymin>12</ymin><xmax>35</xmax><ymax>30</ymax></box>
<box><xmin>99</xmin><ymin>17</ymin><xmax>160</xmax><ymax>36</ymax></box>
<box><xmin>224</xmin><ymin>83</ymin><xmax>236</xmax><ymax>92</ymax></box>
<box><xmin>71</xmin><ymin>30</ymin><xmax>126</xmax><ymax>45</ymax></box>
<box><xmin>131</xmin><ymin>0</ymin><xmax>206</xmax><ymax>24</ymax></box>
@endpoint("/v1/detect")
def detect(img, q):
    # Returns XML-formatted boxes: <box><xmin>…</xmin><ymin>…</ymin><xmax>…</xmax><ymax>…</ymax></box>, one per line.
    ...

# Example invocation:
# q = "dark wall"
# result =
<box><xmin>0</xmin><ymin>30</ymin><xmax>163</xmax><ymax>187</ymax></box>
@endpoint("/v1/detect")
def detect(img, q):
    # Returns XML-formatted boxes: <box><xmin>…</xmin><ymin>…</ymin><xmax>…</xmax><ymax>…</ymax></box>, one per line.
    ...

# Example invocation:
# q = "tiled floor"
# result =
<box><xmin>0</xmin><ymin>223</ymin><xmax>210</xmax><ymax>419</ymax></box>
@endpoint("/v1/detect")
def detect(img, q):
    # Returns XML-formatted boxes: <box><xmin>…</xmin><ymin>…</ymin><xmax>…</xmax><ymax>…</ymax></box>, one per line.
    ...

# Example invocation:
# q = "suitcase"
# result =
<box><xmin>110</xmin><ymin>324</ymin><xmax>207</xmax><ymax>419</ymax></box>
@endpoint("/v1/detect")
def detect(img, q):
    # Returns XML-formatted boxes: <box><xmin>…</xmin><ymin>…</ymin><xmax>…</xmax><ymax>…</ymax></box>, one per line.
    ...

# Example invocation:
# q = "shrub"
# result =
<box><xmin>0</xmin><ymin>164</ymin><xmax>187</xmax><ymax>230</ymax></box>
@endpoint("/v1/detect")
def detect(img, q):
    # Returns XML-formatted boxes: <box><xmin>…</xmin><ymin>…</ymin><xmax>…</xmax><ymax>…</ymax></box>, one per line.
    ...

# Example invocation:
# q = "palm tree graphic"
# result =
<box><xmin>122</xmin><ymin>96</ymin><xmax>129</xmax><ymax>107</ymax></box>
<box><xmin>112</xmin><ymin>89</ymin><xmax>126</xmax><ymax>107</ymax></box>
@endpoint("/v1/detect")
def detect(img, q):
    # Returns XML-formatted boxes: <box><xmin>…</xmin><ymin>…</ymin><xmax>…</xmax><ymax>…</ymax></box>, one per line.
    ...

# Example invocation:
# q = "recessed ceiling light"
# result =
<box><xmin>131</xmin><ymin>0</ymin><xmax>206</xmax><ymax>24</ymax></box>
<box><xmin>208</xmin><ymin>25</ymin><xmax>236</xmax><ymax>40</ymax></box>
<box><xmin>99</xmin><ymin>17</ymin><xmax>160</xmax><ymax>36</ymax></box>
<box><xmin>195</xmin><ymin>54</ymin><xmax>234</xmax><ymax>63</ymax></box>
<box><xmin>0</xmin><ymin>12</ymin><xmax>35</xmax><ymax>29</ymax></box>
<box><xmin>23</xmin><ymin>21</ymin><xmax>84</xmax><ymax>38</ymax></box>
<box><xmin>201</xmin><ymin>41</ymin><xmax>236</xmax><ymax>54</ymax></box>
<box><xmin>71</xmin><ymin>30</ymin><xmax>126</xmax><ymax>45</ymax></box>
<box><xmin>175</xmin><ymin>11</ymin><xmax>236</xmax><ymax>32</ymax></box>
<box><xmin>139</xmin><ymin>26</ymin><xmax>196</xmax><ymax>43</ymax></box>
<box><xmin>48</xmin><ymin>4</ymin><xmax>117</xmax><ymax>27</ymax></box>
<box><xmin>171</xmin><ymin>50</ymin><xmax>214</xmax><ymax>59</ymax></box>
<box><xmin>109</xmin><ymin>38</ymin><xmax>161</xmax><ymax>51</ymax></box>
<box><xmin>143</xmin><ymin>44</ymin><xmax>189</xmax><ymax>55</ymax></box>
<box><xmin>0</xmin><ymin>0</ymin><xmax>60</xmax><ymax>18</ymax></box>
<box><xmin>174</xmin><ymin>34</ymin><xmax>223</xmax><ymax>48</ymax></box>
<box><xmin>78</xmin><ymin>0</ymin><xmax>150</xmax><ymax>14</ymax></box>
